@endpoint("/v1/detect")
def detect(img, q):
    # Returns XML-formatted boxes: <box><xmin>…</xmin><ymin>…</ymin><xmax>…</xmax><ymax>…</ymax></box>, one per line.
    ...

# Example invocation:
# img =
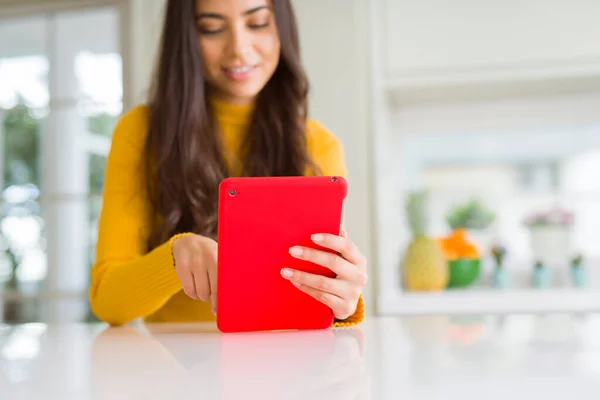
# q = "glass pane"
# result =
<box><xmin>2</xmin><ymin>104</ymin><xmax>43</xmax><ymax>189</ymax></box>
<box><xmin>86</xmin><ymin>105</ymin><xmax>120</xmax><ymax>138</ymax></box>
<box><xmin>0</xmin><ymin>196</ymin><xmax>45</xmax><ymax>291</ymax></box>
<box><xmin>0</xmin><ymin>198</ymin><xmax>97</xmax><ymax>323</ymax></box>
<box><xmin>1</xmin><ymin>5</ymin><xmax>122</xmax><ymax>325</ymax></box>
<box><xmin>0</xmin><ymin>15</ymin><xmax>49</xmax><ymax>110</ymax></box>
<box><xmin>89</xmin><ymin>154</ymin><xmax>107</xmax><ymax>196</ymax></box>
<box><xmin>84</xmin><ymin>102</ymin><xmax>120</xmax><ymax>196</ymax></box>
<box><xmin>0</xmin><ymin>13</ymin><xmax>48</xmax><ymax>195</ymax></box>
<box><xmin>0</xmin><ymin>102</ymin><xmax>110</xmax><ymax>286</ymax></box>
<box><xmin>52</xmin><ymin>6</ymin><xmax>121</xmax><ymax>102</ymax></box>
<box><xmin>0</xmin><ymin>14</ymin><xmax>46</xmax><ymax>297</ymax></box>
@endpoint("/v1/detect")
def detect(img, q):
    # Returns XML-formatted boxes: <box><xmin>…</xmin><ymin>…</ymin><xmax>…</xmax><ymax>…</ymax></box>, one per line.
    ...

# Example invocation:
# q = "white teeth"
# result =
<box><xmin>228</xmin><ymin>66</ymin><xmax>252</xmax><ymax>73</ymax></box>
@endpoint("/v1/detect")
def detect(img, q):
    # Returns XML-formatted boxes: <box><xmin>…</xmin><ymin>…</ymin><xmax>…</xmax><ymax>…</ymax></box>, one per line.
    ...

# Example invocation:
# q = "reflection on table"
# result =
<box><xmin>91</xmin><ymin>324</ymin><xmax>369</xmax><ymax>400</ymax></box>
<box><xmin>3</xmin><ymin>315</ymin><xmax>600</xmax><ymax>399</ymax></box>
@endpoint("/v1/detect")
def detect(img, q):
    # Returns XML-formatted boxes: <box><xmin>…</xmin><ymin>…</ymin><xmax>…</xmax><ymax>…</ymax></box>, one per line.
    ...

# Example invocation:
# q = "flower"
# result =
<box><xmin>523</xmin><ymin>207</ymin><xmax>574</xmax><ymax>227</ymax></box>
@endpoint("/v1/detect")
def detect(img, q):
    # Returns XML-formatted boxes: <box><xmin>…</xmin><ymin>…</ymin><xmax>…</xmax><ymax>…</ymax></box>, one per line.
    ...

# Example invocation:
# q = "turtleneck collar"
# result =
<box><xmin>209</xmin><ymin>96</ymin><xmax>255</xmax><ymax>126</ymax></box>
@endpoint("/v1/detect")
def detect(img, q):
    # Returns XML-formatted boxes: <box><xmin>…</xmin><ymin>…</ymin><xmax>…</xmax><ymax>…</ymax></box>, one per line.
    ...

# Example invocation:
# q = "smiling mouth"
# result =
<box><xmin>223</xmin><ymin>65</ymin><xmax>256</xmax><ymax>74</ymax></box>
<box><xmin>222</xmin><ymin>65</ymin><xmax>258</xmax><ymax>81</ymax></box>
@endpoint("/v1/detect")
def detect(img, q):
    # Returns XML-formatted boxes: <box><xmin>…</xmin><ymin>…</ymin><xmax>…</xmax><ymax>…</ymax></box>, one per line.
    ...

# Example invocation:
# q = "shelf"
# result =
<box><xmin>378</xmin><ymin>289</ymin><xmax>600</xmax><ymax>316</ymax></box>
<box><xmin>384</xmin><ymin>62</ymin><xmax>600</xmax><ymax>104</ymax></box>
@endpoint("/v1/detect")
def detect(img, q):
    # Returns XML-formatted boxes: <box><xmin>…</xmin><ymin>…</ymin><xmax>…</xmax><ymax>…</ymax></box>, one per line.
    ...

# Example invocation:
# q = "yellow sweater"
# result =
<box><xmin>89</xmin><ymin>98</ymin><xmax>364</xmax><ymax>327</ymax></box>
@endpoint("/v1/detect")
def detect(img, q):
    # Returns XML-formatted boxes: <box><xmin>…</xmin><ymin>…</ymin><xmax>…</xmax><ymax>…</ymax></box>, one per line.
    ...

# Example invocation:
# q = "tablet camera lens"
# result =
<box><xmin>229</xmin><ymin>189</ymin><xmax>236</xmax><ymax>197</ymax></box>
<box><xmin>331</xmin><ymin>177</ymin><xmax>337</xmax><ymax>182</ymax></box>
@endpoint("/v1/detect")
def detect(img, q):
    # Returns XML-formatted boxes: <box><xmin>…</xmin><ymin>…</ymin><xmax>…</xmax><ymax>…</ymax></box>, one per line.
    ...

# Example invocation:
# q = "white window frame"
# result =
<box><xmin>0</xmin><ymin>0</ymin><xmax>128</xmax><ymax>305</ymax></box>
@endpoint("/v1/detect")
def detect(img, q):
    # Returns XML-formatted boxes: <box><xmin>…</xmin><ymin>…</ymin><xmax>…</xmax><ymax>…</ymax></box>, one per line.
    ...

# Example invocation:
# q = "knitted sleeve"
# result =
<box><xmin>88</xmin><ymin>106</ymin><xmax>192</xmax><ymax>325</ymax></box>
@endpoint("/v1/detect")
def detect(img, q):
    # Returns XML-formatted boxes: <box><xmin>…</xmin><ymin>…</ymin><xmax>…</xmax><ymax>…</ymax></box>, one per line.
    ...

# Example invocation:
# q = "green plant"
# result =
<box><xmin>491</xmin><ymin>245</ymin><xmax>506</xmax><ymax>268</ymax></box>
<box><xmin>446</xmin><ymin>198</ymin><xmax>495</xmax><ymax>230</ymax></box>
<box><xmin>2</xmin><ymin>98</ymin><xmax>41</xmax><ymax>187</ymax></box>
<box><xmin>406</xmin><ymin>191</ymin><xmax>428</xmax><ymax>236</ymax></box>
<box><xmin>571</xmin><ymin>254</ymin><xmax>583</xmax><ymax>267</ymax></box>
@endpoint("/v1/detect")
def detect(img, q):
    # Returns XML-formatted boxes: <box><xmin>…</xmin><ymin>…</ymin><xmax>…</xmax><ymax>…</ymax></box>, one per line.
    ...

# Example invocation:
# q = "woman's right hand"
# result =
<box><xmin>172</xmin><ymin>234</ymin><xmax>219</xmax><ymax>313</ymax></box>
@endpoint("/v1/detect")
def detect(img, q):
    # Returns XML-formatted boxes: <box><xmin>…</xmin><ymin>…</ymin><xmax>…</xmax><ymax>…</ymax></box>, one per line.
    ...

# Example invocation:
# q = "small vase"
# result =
<box><xmin>492</xmin><ymin>267</ymin><xmax>509</xmax><ymax>289</ymax></box>
<box><xmin>570</xmin><ymin>265</ymin><xmax>586</xmax><ymax>288</ymax></box>
<box><xmin>532</xmin><ymin>264</ymin><xmax>552</xmax><ymax>288</ymax></box>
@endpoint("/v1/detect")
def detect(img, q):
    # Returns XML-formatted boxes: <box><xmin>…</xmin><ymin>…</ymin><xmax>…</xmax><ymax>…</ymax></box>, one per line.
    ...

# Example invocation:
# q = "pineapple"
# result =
<box><xmin>402</xmin><ymin>191</ymin><xmax>449</xmax><ymax>291</ymax></box>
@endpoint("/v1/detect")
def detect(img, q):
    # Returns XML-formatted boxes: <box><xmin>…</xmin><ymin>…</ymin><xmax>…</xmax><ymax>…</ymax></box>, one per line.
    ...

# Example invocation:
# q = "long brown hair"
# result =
<box><xmin>144</xmin><ymin>0</ymin><xmax>317</xmax><ymax>249</ymax></box>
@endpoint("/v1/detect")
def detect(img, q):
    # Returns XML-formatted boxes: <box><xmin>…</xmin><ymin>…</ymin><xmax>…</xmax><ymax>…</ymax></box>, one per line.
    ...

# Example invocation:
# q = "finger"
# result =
<box><xmin>183</xmin><ymin>271</ymin><xmax>199</xmax><ymax>300</ymax></box>
<box><xmin>209</xmin><ymin>248</ymin><xmax>218</xmax><ymax>313</ymax></box>
<box><xmin>211</xmin><ymin>290</ymin><xmax>217</xmax><ymax>315</ymax></box>
<box><xmin>281</xmin><ymin>267</ymin><xmax>350</xmax><ymax>299</ymax></box>
<box><xmin>289</xmin><ymin>279</ymin><xmax>342</xmax><ymax>308</ymax></box>
<box><xmin>290</xmin><ymin>246</ymin><xmax>347</xmax><ymax>276</ymax></box>
<box><xmin>177</xmin><ymin>257</ymin><xmax>199</xmax><ymax>300</ymax></box>
<box><xmin>340</xmin><ymin>229</ymin><xmax>348</xmax><ymax>238</ymax></box>
<box><xmin>310</xmin><ymin>233</ymin><xmax>365</xmax><ymax>267</ymax></box>
<box><xmin>290</xmin><ymin>246</ymin><xmax>367</xmax><ymax>286</ymax></box>
<box><xmin>193</xmin><ymin>269</ymin><xmax>211</xmax><ymax>302</ymax></box>
<box><xmin>290</xmin><ymin>281</ymin><xmax>355</xmax><ymax>320</ymax></box>
<box><xmin>208</xmin><ymin>263</ymin><xmax>217</xmax><ymax>314</ymax></box>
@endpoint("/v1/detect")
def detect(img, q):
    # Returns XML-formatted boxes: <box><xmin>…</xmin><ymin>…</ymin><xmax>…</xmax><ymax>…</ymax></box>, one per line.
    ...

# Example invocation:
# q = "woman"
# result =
<box><xmin>89</xmin><ymin>0</ymin><xmax>367</xmax><ymax>326</ymax></box>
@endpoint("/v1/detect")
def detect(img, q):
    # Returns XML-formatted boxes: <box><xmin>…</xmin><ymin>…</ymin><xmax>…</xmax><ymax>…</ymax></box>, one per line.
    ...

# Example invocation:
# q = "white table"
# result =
<box><xmin>2</xmin><ymin>315</ymin><xmax>600</xmax><ymax>399</ymax></box>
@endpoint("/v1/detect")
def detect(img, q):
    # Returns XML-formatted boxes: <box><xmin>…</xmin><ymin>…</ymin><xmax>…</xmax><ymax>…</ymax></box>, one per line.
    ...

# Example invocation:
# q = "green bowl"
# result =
<box><xmin>448</xmin><ymin>258</ymin><xmax>480</xmax><ymax>288</ymax></box>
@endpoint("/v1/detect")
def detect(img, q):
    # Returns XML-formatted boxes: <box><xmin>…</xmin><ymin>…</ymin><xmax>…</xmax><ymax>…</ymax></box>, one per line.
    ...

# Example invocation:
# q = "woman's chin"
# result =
<box><xmin>218</xmin><ymin>86</ymin><xmax>264</xmax><ymax>105</ymax></box>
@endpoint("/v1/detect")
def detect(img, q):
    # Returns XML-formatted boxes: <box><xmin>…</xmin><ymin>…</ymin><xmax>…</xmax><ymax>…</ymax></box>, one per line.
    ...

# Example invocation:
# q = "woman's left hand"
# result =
<box><xmin>280</xmin><ymin>231</ymin><xmax>367</xmax><ymax>320</ymax></box>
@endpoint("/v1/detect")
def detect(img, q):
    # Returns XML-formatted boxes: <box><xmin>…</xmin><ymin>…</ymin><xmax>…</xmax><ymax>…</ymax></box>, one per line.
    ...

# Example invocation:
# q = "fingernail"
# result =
<box><xmin>289</xmin><ymin>247</ymin><xmax>303</xmax><ymax>257</ymax></box>
<box><xmin>281</xmin><ymin>268</ymin><xmax>293</xmax><ymax>278</ymax></box>
<box><xmin>311</xmin><ymin>234</ymin><xmax>324</xmax><ymax>242</ymax></box>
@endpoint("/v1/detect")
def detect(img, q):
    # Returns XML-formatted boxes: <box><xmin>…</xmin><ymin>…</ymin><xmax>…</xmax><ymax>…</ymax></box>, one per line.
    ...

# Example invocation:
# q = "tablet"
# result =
<box><xmin>216</xmin><ymin>176</ymin><xmax>347</xmax><ymax>333</ymax></box>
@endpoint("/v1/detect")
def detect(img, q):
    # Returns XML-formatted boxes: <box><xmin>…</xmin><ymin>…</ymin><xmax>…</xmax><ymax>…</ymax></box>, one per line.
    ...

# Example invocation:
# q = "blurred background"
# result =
<box><xmin>0</xmin><ymin>0</ymin><xmax>599</xmax><ymax>324</ymax></box>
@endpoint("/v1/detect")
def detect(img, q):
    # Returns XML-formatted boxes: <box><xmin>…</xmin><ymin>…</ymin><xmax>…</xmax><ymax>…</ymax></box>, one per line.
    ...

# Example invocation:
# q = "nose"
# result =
<box><xmin>229</xmin><ymin>24</ymin><xmax>251</xmax><ymax>60</ymax></box>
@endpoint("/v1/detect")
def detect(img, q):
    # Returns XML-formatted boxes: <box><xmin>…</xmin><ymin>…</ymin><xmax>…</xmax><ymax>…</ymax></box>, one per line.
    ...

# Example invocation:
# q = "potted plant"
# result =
<box><xmin>446</xmin><ymin>198</ymin><xmax>495</xmax><ymax>230</ymax></box>
<box><xmin>437</xmin><ymin>198</ymin><xmax>495</xmax><ymax>288</ymax></box>
<box><xmin>532</xmin><ymin>260</ymin><xmax>551</xmax><ymax>289</ymax></box>
<box><xmin>524</xmin><ymin>207</ymin><xmax>574</xmax><ymax>268</ymax></box>
<box><xmin>491</xmin><ymin>245</ymin><xmax>508</xmax><ymax>288</ymax></box>
<box><xmin>570</xmin><ymin>254</ymin><xmax>585</xmax><ymax>288</ymax></box>
<box><xmin>445</xmin><ymin>198</ymin><xmax>495</xmax><ymax>253</ymax></box>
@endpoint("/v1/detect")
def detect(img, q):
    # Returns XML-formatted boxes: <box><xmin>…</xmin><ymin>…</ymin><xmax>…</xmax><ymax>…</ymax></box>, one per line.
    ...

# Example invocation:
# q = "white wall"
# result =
<box><xmin>120</xmin><ymin>0</ymin><xmax>165</xmax><ymax>109</ymax></box>
<box><xmin>292</xmin><ymin>0</ymin><xmax>374</xmax><ymax>314</ymax></box>
<box><xmin>382</xmin><ymin>0</ymin><xmax>600</xmax><ymax>78</ymax></box>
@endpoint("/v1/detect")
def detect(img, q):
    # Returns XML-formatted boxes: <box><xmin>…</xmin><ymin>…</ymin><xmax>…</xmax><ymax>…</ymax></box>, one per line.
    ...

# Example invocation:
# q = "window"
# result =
<box><xmin>0</xmin><ymin>5</ymin><xmax>122</xmax><ymax>322</ymax></box>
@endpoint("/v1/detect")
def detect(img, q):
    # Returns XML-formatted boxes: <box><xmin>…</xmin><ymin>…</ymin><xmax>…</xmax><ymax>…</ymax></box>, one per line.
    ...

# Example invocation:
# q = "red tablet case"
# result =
<box><xmin>216</xmin><ymin>176</ymin><xmax>347</xmax><ymax>333</ymax></box>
